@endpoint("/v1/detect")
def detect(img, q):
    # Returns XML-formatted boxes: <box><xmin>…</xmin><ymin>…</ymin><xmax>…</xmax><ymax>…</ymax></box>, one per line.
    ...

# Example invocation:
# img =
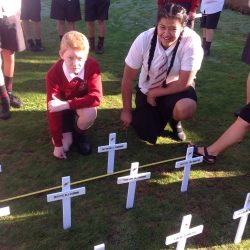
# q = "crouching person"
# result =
<box><xmin>46</xmin><ymin>31</ymin><xmax>102</xmax><ymax>159</ymax></box>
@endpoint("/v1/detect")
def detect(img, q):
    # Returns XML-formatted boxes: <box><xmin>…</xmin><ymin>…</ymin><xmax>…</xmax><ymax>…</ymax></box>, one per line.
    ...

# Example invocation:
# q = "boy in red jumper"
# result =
<box><xmin>157</xmin><ymin>0</ymin><xmax>200</xmax><ymax>29</ymax></box>
<box><xmin>46</xmin><ymin>31</ymin><xmax>102</xmax><ymax>159</ymax></box>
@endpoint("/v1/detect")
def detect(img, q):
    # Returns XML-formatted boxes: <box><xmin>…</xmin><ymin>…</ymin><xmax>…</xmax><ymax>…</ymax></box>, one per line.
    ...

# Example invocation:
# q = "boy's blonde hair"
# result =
<box><xmin>60</xmin><ymin>31</ymin><xmax>89</xmax><ymax>55</ymax></box>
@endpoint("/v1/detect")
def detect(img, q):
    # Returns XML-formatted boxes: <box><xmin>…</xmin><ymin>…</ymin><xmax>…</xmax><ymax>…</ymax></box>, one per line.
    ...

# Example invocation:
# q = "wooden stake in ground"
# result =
<box><xmin>233</xmin><ymin>192</ymin><xmax>250</xmax><ymax>243</ymax></box>
<box><xmin>47</xmin><ymin>176</ymin><xmax>86</xmax><ymax>230</ymax></box>
<box><xmin>117</xmin><ymin>162</ymin><xmax>151</xmax><ymax>209</ymax></box>
<box><xmin>98</xmin><ymin>133</ymin><xmax>127</xmax><ymax>174</ymax></box>
<box><xmin>165</xmin><ymin>214</ymin><xmax>204</xmax><ymax>250</ymax></box>
<box><xmin>94</xmin><ymin>243</ymin><xmax>105</xmax><ymax>250</ymax></box>
<box><xmin>175</xmin><ymin>147</ymin><xmax>203</xmax><ymax>192</ymax></box>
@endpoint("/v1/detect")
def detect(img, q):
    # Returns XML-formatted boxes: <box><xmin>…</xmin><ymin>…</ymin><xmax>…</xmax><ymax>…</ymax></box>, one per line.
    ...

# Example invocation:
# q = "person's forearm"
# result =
<box><xmin>122</xmin><ymin>79</ymin><xmax>133</xmax><ymax>112</ymax></box>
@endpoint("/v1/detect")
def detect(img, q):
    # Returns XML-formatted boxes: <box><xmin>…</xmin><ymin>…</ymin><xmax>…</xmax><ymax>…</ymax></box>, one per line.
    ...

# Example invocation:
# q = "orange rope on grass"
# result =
<box><xmin>0</xmin><ymin>156</ymin><xmax>184</xmax><ymax>203</ymax></box>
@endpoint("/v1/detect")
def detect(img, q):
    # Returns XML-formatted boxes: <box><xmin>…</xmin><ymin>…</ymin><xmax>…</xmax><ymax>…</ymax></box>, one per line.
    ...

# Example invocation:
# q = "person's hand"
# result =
<box><xmin>188</xmin><ymin>11</ymin><xmax>196</xmax><ymax>21</ymax></box>
<box><xmin>53</xmin><ymin>146</ymin><xmax>67</xmax><ymax>159</ymax></box>
<box><xmin>48</xmin><ymin>94</ymin><xmax>69</xmax><ymax>112</ymax></box>
<box><xmin>120</xmin><ymin>110</ymin><xmax>132</xmax><ymax>129</ymax></box>
<box><xmin>147</xmin><ymin>90</ymin><xmax>157</xmax><ymax>107</ymax></box>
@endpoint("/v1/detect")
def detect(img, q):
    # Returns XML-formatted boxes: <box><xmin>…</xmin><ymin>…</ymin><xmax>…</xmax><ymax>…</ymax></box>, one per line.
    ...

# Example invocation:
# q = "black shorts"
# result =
<box><xmin>50</xmin><ymin>0</ymin><xmax>82</xmax><ymax>22</ymax></box>
<box><xmin>200</xmin><ymin>11</ymin><xmax>221</xmax><ymax>29</ymax></box>
<box><xmin>242</xmin><ymin>33</ymin><xmax>250</xmax><ymax>65</ymax></box>
<box><xmin>85</xmin><ymin>0</ymin><xmax>110</xmax><ymax>22</ymax></box>
<box><xmin>132</xmin><ymin>86</ymin><xmax>197</xmax><ymax>144</ymax></box>
<box><xmin>0</xmin><ymin>15</ymin><xmax>25</xmax><ymax>52</ymax></box>
<box><xmin>239</xmin><ymin>103</ymin><xmax>250</xmax><ymax>124</ymax></box>
<box><xmin>21</xmin><ymin>0</ymin><xmax>41</xmax><ymax>22</ymax></box>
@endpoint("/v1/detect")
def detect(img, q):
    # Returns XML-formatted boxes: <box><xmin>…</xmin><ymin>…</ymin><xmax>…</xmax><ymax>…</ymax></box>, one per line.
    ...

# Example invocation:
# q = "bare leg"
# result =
<box><xmin>21</xmin><ymin>20</ymin><xmax>32</xmax><ymax>40</ymax></box>
<box><xmin>205</xmin><ymin>28</ymin><xmax>214</xmax><ymax>42</ymax></box>
<box><xmin>172</xmin><ymin>98</ymin><xmax>197</xmax><ymax>121</ymax></box>
<box><xmin>97</xmin><ymin>20</ymin><xmax>105</xmax><ymax>38</ymax></box>
<box><xmin>198</xmin><ymin>117</ymin><xmax>250</xmax><ymax>157</ymax></box>
<box><xmin>86</xmin><ymin>21</ymin><xmax>95</xmax><ymax>38</ymax></box>
<box><xmin>67</xmin><ymin>21</ymin><xmax>75</xmax><ymax>31</ymax></box>
<box><xmin>2</xmin><ymin>49</ymin><xmax>15</xmax><ymax>77</ymax></box>
<box><xmin>171</xmin><ymin>98</ymin><xmax>197</xmax><ymax>141</ymax></box>
<box><xmin>33</xmin><ymin>21</ymin><xmax>42</xmax><ymax>40</ymax></box>
<box><xmin>57</xmin><ymin>20</ymin><xmax>65</xmax><ymax>36</ymax></box>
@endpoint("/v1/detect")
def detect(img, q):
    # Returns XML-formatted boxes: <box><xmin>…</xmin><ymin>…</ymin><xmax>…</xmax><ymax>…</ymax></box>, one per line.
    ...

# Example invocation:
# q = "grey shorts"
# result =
<box><xmin>0</xmin><ymin>15</ymin><xmax>25</xmax><ymax>52</ymax></box>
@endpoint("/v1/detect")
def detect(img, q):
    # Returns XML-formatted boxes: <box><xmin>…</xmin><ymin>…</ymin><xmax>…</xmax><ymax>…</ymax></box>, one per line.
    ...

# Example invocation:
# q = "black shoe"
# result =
<box><xmin>35</xmin><ymin>39</ymin><xmax>45</xmax><ymax>52</ymax></box>
<box><xmin>27</xmin><ymin>39</ymin><xmax>37</xmax><ymax>52</ymax></box>
<box><xmin>9</xmin><ymin>93</ymin><xmax>21</xmax><ymax>108</ymax></box>
<box><xmin>204</xmin><ymin>48</ymin><xmax>210</xmax><ymax>56</ymax></box>
<box><xmin>75</xmin><ymin>132</ymin><xmax>92</xmax><ymax>155</ymax></box>
<box><xmin>95</xmin><ymin>41</ymin><xmax>104</xmax><ymax>54</ymax></box>
<box><xmin>169</xmin><ymin>119</ymin><xmax>186</xmax><ymax>141</ymax></box>
<box><xmin>35</xmin><ymin>44</ymin><xmax>45</xmax><ymax>52</ymax></box>
<box><xmin>88</xmin><ymin>37</ymin><xmax>95</xmax><ymax>52</ymax></box>
<box><xmin>0</xmin><ymin>110</ymin><xmax>11</xmax><ymax>120</ymax></box>
<box><xmin>95</xmin><ymin>45</ymin><xmax>104</xmax><ymax>54</ymax></box>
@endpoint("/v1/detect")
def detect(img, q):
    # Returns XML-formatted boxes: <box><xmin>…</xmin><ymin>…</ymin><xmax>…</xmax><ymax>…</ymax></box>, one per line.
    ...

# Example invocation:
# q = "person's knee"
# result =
<box><xmin>76</xmin><ymin>107</ymin><xmax>97</xmax><ymax>130</ymax></box>
<box><xmin>173</xmin><ymin>100</ymin><xmax>196</xmax><ymax>120</ymax></box>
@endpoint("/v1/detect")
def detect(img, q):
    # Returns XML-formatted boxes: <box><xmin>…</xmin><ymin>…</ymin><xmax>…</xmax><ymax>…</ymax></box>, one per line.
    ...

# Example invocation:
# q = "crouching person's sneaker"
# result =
<box><xmin>9</xmin><ymin>93</ymin><xmax>22</xmax><ymax>108</ymax></box>
<box><xmin>169</xmin><ymin>119</ymin><xmax>186</xmax><ymax>141</ymax></box>
<box><xmin>74</xmin><ymin>131</ymin><xmax>92</xmax><ymax>155</ymax></box>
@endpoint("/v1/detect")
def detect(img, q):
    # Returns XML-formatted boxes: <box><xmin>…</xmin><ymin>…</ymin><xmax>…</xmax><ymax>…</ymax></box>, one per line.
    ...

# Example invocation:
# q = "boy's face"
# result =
<box><xmin>60</xmin><ymin>48</ymin><xmax>88</xmax><ymax>75</ymax></box>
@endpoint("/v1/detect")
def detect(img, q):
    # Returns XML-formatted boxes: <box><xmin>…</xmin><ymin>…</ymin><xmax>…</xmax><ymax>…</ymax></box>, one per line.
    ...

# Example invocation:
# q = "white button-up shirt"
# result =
<box><xmin>125</xmin><ymin>27</ymin><xmax>203</xmax><ymax>94</ymax></box>
<box><xmin>0</xmin><ymin>0</ymin><xmax>21</xmax><ymax>18</ymax></box>
<box><xmin>200</xmin><ymin>0</ymin><xmax>224</xmax><ymax>14</ymax></box>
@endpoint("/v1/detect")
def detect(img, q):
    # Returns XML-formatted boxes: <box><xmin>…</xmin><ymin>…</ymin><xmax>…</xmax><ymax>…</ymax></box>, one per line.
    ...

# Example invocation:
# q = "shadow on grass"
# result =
<box><xmin>0</xmin><ymin>173</ymin><xmax>250</xmax><ymax>249</ymax></box>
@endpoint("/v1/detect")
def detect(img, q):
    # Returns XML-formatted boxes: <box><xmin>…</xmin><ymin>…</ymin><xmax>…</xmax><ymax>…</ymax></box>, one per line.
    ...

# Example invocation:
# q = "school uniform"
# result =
<box><xmin>125</xmin><ymin>27</ymin><xmax>203</xmax><ymax>143</ymax></box>
<box><xmin>200</xmin><ymin>0</ymin><xmax>224</xmax><ymax>29</ymax></box>
<box><xmin>46</xmin><ymin>57</ymin><xmax>102</xmax><ymax>147</ymax></box>
<box><xmin>50</xmin><ymin>0</ymin><xmax>81</xmax><ymax>22</ymax></box>
<box><xmin>0</xmin><ymin>0</ymin><xmax>25</xmax><ymax>52</ymax></box>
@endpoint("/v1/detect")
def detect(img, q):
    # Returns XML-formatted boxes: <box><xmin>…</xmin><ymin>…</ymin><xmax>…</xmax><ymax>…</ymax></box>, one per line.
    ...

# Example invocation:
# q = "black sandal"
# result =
<box><xmin>189</xmin><ymin>144</ymin><xmax>217</xmax><ymax>164</ymax></box>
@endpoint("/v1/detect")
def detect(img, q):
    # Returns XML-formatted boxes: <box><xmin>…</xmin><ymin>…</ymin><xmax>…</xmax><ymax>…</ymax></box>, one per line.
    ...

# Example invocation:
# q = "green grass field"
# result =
<box><xmin>0</xmin><ymin>0</ymin><xmax>250</xmax><ymax>249</ymax></box>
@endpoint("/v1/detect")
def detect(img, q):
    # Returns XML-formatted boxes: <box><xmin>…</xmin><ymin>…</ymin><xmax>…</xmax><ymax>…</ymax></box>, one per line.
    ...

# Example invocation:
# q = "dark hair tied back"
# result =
<box><xmin>158</xmin><ymin>3</ymin><xmax>187</xmax><ymax>26</ymax></box>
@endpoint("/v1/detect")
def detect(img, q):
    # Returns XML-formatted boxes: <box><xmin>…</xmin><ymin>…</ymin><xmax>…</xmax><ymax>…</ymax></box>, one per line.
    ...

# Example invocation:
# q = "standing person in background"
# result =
<box><xmin>0</xmin><ymin>0</ymin><xmax>25</xmax><ymax>119</ymax></box>
<box><xmin>200</xmin><ymin>0</ymin><xmax>224</xmax><ymax>56</ymax></box>
<box><xmin>120</xmin><ymin>4</ymin><xmax>203</xmax><ymax>144</ymax></box>
<box><xmin>157</xmin><ymin>0</ymin><xmax>200</xmax><ymax>29</ymax></box>
<box><xmin>50</xmin><ymin>0</ymin><xmax>82</xmax><ymax>41</ymax></box>
<box><xmin>84</xmin><ymin>0</ymin><xmax>111</xmax><ymax>54</ymax></box>
<box><xmin>21</xmin><ymin>0</ymin><xmax>44</xmax><ymax>52</ymax></box>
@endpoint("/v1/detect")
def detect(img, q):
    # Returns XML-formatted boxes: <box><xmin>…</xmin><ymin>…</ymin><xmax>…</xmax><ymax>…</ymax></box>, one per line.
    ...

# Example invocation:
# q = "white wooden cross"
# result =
<box><xmin>0</xmin><ymin>165</ymin><xmax>10</xmax><ymax>217</ymax></box>
<box><xmin>175</xmin><ymin>147</ymin><xmax>203</xmax><ymax>192</ymax></box>
<box><xmin>165</xmin><ymin>214</ymin><xmax>204</xmax><ymax>250</ymax></box>
<box><xmin>233</xmin><ymin>192</ymin><xmax>250</xmax><ymax>243</ymax></box>
<box><xmin>47</xmin><ymin>176</ymin><xmax>86</xmax><ymax>230</ymax></box>
<box><xmin>117</xmin><ymin>162</ymin><xmax>151</xmax><ymax>209</ymax></box>
<box><xmin>98</xmin><ymin>133</ymin><xmax>127</xmax><ymax>174</ymax></box>
<box><xmin>94</xmin><ymin>243</ymin><xmax>105</xmax><ymax>250</ymax></box>
<box><xmin>0</xmin><ymin>206</ymin><xmax>10</xmax><ymax>217</ymax></box>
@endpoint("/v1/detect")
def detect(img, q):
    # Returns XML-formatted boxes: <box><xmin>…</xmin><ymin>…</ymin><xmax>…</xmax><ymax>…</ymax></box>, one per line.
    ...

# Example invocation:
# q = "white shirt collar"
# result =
<box><xmin>62</xmin><ymin>62</ymin><xmax>85</xmax><ymax>82</ymax></box>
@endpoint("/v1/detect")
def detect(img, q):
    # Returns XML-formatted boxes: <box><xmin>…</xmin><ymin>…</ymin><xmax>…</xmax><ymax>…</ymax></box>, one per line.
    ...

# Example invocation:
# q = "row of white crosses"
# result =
<box><xmin>1</xmin><ymin>132</ymin><xmax>250</xmax><ymax>248</ymax></box>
